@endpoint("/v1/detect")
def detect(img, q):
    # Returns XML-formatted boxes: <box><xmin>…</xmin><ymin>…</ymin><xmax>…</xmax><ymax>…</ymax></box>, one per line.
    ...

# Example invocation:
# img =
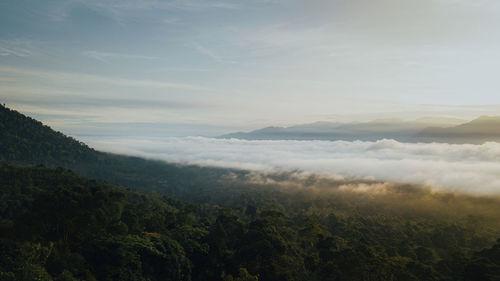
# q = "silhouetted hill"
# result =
<box><xmin>220</xmin><ymin>118</ymin><xmax>464</xmax><ymax>142</ymax></box>
<box><xmin>412</xmin><ymin>116</ymin><xmax>500</xmax><ymax>144</ymax></box>
<box><xmin>222</xmin><ymin>116</ymin><xmax>500</xmax><ymax>144</ymax></box>
<box><xmin>0</xmin><ymin>104</ymin><xmax>240</xmax><ymax>198</ymax></box>
<box><xmin>0</xmin><ymin>105</ymin><xmax>98</xmax><ymax>166</ymax></box>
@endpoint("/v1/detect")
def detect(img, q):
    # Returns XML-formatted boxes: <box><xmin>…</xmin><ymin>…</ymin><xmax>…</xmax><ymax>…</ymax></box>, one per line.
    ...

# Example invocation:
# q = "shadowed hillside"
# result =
<box><xmin>0</xmin><ymin>104</ymin><xmax>241</xmax><ymax>198</ymax></box>
<box><xmin>0</xmin><ymin>104</ymin><xmax>98</xmax><ymax>166</ymax></box>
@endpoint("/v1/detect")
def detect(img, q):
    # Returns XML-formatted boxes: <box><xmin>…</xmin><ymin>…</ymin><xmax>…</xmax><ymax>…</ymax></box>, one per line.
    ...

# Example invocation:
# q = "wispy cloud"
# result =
<box><xmin>82</xmin><ymin>50</ymin><xmax>160</xmax><ymax>62</ymax></box>
<box><xmin>0</xmin><ymin>47</ymin><xmax>32</xmax><ymax>57</ymax></box>
<box><xmin>71</xmin><ymin>0</ymin><xmax>241</xmax><ymax>20</ymax></box>
<box><xmin>0</xmin><ymin>39</ymin><xmax>35</xmax><ymax>57</ymax></box>
<box><xmin>2</xmin><ymin>87</ymin><xmax>205</xmax><ymax>110</ymax></box>
<box><xmin>0</xmin><ymin>66</ymin><xmax>214</xmax><ymax>91</ymax></box>
<box><xmin>168</xmin><ymin>0</ymin><xmax>241</xmax><ymax>11</ymax></box>
<box><xmin>193</xmin><ymin>43</ymin><xmax>220</xmax><ymax>60</ymax></box>
<box><xmin>160</xmin><ymin>67</ymin><xmax>211</xmax><ymax>72</ymax></box>
<box><xmin>421</xmin><ymin>104</ymin><xmax>500</xmax><ymax>110</ymax></box>
<box><xmin>31</xmin><ymin>0</ymin><xmax>242</xmax><ymax>26</ymax></box>
<box><xmin>193</xmin><ymin>42</ymin><xmax>238</xmax><ymax>63</ymax></box>
<box><xmin>0</xmin><ymin>77</ymin><xmax>16</xmax><ymax>82</ymax></box>
<box><xmin>161</xmin><ymin>16</ymin><xmax>180</xmax><ymax>24</ymax></box>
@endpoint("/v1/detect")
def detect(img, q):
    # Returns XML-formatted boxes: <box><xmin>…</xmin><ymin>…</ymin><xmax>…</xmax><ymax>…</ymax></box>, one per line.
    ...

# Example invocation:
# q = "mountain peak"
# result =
<box><xmin>470</xmin><ymin>115</ymin><xmax>500</xmax><ymax>124</ymax></box>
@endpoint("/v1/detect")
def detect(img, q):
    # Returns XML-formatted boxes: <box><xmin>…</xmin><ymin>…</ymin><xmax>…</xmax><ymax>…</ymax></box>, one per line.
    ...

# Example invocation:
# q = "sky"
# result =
<box><xmin>2</xmin><ymin>0</ymin><xmax>500</xmax><ymax>137</ymax></box>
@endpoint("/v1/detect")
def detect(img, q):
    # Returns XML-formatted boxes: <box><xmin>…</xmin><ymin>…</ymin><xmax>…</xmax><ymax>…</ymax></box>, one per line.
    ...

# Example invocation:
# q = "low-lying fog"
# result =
<box><xmin>83</xmin><ymin>137</ymin><xmax>500</xmax><ymax>195</ymax></box>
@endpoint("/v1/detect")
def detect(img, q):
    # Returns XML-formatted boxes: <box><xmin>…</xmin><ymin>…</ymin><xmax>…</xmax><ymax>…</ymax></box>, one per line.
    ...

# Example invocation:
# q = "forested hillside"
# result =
<box><xmin>2</xmin><ymin>105</ymin><xmax>500</xmax><ymax>280</ymax></box>
<box><xmin>2</xmin><ymin>165</ymin><xmax>500</xmax><ymax>281</ymax></box>
<box><xmin>0</xmin><ymin>105</ymin><xmax>97</xmax><ymax>166</ymax></box>
<box><xmin>0</xmin><ymin>104</ymin><xmax>239</xmax><ymax>198</ymax></box>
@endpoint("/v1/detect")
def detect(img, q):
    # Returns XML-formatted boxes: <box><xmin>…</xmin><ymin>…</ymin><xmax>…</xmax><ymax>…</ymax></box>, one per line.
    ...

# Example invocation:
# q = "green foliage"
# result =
<box><xmin>2</xmin><ymin>104</ymin><xmax>500</xmax><ymax>280</ymax></box>
<box><xmin>0</xmin><ymin>105</ymin><xmax>97</xmax><ymax>167</ymax></box>
<box><xmin>0</xmin><ymin>104</ymin><xmax>244</xmax><ymax>200</ymax></box>
<box><xmin>2</xmin><ymin>165</ymin><xmax>500</xmax><ymax>280</ymax></box>
<box><xmin>0</xmin><ymin>165</ymin><xmax>195</xmax><ymax>281</ymax></box>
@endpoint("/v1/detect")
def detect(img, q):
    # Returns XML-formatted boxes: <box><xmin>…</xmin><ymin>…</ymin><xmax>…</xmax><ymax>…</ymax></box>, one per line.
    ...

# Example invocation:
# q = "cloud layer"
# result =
<box><xmin>83</xmin><ymin>137</ymin><xmax>500</xmax><ymax>194</ymax></box>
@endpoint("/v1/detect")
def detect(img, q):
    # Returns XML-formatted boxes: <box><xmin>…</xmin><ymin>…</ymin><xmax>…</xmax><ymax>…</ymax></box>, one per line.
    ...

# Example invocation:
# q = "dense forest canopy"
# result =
<box><xmin>2</xmin><ymin>165</ymin><xmax>500</xmax><ymax>281</ymax></box>
<box><xmin>1</xmin><ymin>105</ymin><xmax>500</xmax><ymax>280</ymax></box>
<box><xmin>0</xmin><ymin>104</ymin><xmax>242</xmax><ymax>198</ymax></box>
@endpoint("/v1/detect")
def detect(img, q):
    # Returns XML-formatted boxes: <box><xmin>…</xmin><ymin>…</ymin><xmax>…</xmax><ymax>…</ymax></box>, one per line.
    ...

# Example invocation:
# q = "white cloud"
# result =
<box><xmin>0</xmin><ymin>66</ymin><xmax>214</xmax><ymax>91</ymax></box>
<box><xmin>0</xmin><ymin>39</ymin><xmax>35</xmax><ymax>57</ymax></box>
<box><xmin>82</xmin><ymin>50</ymin><xmax>160</xmax><ymax>62</ymax></box>
<box><xmin>193</xmin><ymin>43</ymin><xmax>220</xmax><ymax>60</ymax></box>
<box><xmin>82</xmin><ymin>137</ymin><xmax>500</xmax><ymax>195</ymax></box>
<box><xmin>75</xmin><ymin>0</ymin><xmax>241</xmax><ymax>18</ymax></box>
<box><xmin>0</xmin><ymin>47</ymin><xmax>32</xmax><ymax>57</ymax></box>
<box><xmin>193</xmin><ymin>42</ymin><xmax>238</xmax><ymax>64</ymax></box>
<box><xmin>295</xmin><ymin>0</ymin><xmax>500</xmax><ymax>44</ymax></box>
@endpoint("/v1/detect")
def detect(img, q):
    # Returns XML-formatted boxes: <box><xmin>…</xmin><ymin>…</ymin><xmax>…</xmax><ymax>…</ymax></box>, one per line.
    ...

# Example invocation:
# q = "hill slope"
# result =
<box><xmin>0</xmin><ymin>105</ymin><xmax>98</xmax><ymax>165</ymax></box>
<box><xmin>412</xmin><ymin>116</ymin><xmax>500</xmax><ymax>144</ymax></box>
<box><xmin>0</xmin><ymin>104</ymin><xmax>239</xmax><ymax>198</ymax></box>
<box><xmin>220</xmin><ymin>118</ymin><xmax>463</xmax><ymax>142</ymax></box>
<box><xmin>3</xmin><ymin>105</ymin><xmax>500</xmax><ymax>280</ymax></box>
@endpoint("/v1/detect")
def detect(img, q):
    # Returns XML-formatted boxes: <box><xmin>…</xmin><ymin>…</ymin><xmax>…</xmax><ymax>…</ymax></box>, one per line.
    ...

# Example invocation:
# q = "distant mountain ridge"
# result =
<box><xmin>220</xmin><ymin>116</ymin><xmax>500</xmax><ymax>144</ymax></box>
<box><xmin>220</xmin><ymin>118</ymin><xmax>465</xmax><ymax>142</ymax></box>
<box><xmin>411</xmin><ymin>116</ymin><xmax>500</xmax><ymax>144</ymax></box>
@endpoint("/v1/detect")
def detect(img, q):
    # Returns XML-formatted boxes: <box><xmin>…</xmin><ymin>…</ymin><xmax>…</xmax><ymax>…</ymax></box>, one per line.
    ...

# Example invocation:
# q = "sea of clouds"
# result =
<box><xmin>83</xmin><ymin>137</ymin><xmax>500</xmax><ymax>194</ymax></box>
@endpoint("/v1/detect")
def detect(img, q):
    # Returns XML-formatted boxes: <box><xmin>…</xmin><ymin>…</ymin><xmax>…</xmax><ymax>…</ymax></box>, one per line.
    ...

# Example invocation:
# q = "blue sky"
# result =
<box><xmin>2</xmin><ymin>0</ymin><xmax>500</xmax><ymax>137</ymax></box>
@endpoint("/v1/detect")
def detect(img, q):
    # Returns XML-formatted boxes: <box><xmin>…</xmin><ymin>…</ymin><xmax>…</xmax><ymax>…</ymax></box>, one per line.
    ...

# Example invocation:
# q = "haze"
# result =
<box><xmin>2</xmin><ymin>0</ymin><xmax>500</xmax><ymax>136</ymax></box>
